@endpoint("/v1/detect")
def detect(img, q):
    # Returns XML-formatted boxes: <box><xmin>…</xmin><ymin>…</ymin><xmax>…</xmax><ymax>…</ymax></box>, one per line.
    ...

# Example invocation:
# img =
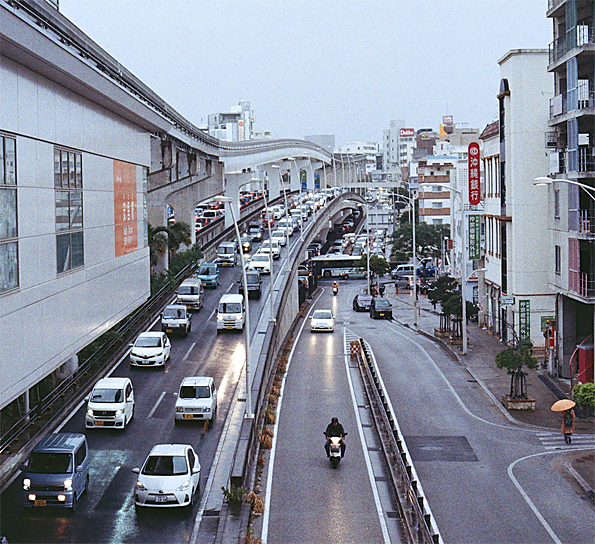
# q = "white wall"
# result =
<box><xmin>0</xmin><ymin>54</ymin><xmax>151</xmax><ymax>409</ymax></box>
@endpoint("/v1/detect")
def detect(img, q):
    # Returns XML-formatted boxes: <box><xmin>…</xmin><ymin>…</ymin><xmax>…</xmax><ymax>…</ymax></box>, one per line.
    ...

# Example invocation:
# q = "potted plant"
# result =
<box><xmin>496</xmin><ymin>337</ymin><xmax>537</xmax><ymax>410</ymax></box>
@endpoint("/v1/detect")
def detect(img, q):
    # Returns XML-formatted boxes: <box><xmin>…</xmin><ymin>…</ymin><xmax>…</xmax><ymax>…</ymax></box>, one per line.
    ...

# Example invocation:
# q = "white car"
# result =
<box><xmin>270</xmin><ymin>229</ymin><xmax>287</xmax><ymax>246</ymax></box>
<box><xmin>132</xmin><ymin>444</ymin><xmax>201</xmax><ymax>508</ymax></box>
<box><xmin>310</xmin><ymin>309</ymin><xmax>335</xmax><ymax>332</ymax></box>
<box><xmin>260</xmin><ymin>240</ymin><xmax>281</xmax><ymax>259</ymax></box>
<box><xmin>174</xmin><ymin>376</ymin><xmax>217</xmax><ymax>425</ymax></box>
<box><xmin>247</xmin><ymin>253</ymin><xmax>272</xmax><ymax>274</ymax></box>
<box><xmin>129</xmin><ymin>331</ymin><xmax>171</xmax><ymax>368</ymax></box>
<box><xmin>85</xmin><ymin>377</ymin><xmax>134</xmax><ymax>430</ymax></box>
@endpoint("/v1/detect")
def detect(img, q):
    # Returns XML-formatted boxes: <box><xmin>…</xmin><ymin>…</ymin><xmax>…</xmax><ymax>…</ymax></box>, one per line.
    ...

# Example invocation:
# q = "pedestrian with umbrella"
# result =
<box><xmin>551</xmin><ymin>399</ymin><xmax>576</xmax><ymax>444</ymax></box>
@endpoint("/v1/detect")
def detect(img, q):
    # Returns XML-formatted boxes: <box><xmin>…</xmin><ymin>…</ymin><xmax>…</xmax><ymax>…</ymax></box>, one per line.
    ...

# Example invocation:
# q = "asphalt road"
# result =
<box><xmin>0</xmin><ymin>224</ymin><xmax>304</xmax><ymax>544</ymax></box>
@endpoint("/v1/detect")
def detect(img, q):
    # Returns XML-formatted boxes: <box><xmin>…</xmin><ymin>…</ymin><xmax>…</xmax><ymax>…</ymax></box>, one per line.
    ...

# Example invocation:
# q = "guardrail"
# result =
<box><xmin>354</xmin><ymin>338</ymin><xmax>443</xmax><ymax>544</ymax></box>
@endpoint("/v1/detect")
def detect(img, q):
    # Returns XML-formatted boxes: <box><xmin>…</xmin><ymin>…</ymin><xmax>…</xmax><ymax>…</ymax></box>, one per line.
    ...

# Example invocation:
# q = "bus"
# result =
<box><xmin>309</xmin><ymin>254</ymin><xmax>366</xmax><ymax>279</ymax></box>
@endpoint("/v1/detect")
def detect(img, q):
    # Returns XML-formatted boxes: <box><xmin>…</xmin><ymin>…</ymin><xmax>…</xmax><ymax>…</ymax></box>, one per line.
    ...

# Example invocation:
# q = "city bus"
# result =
<box><xmin>309</xmin><ymin>254</ymin><xmax>367</xmax><ymax>279</ymax></box>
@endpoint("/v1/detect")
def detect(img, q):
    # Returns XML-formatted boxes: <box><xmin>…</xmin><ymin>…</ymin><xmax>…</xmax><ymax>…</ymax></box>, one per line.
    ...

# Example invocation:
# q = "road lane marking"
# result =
<box><xmin>147</xmin><ymin>391</ymin><xmax>167</xmax><ymax>418</ymax></box>
<box><xmin>261</xmin><ymin>291</ymin><xmax>322</xmax><ymax>543</ymax></box>
<box><xmin>225</xmin><ymin>282</ymin><xmax>233</xmax><ymax>293</ymax></box>
<box><xmin>183</xmin><ymin>342</ymin><xmax>196</xmax><ymax>361</ymax></box>
<box><xmin>208</xmin><ymin>308</ymin><xmax>216</xmax><ymax>321</ymax></box>
<box><xmin>342</xmin><ymin>329</ymin><xmax>391</xmax><ymax>544</ymax></box>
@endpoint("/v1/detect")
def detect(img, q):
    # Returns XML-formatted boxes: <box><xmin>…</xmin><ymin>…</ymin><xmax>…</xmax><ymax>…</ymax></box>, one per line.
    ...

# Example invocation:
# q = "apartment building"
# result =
<box><xmin>544</xmin><ymin>0</ymin><xmax>594</xmax><ymax>377</ymax></box>
<box><xmin>383</xmin><ymin>120</ymin><xmax>416</xmax><ymax>180</ymax></box>
<box><xmin>208</xmin><ymin>101</ymin><xmax>254</xmax><ymax>141</ymax></box>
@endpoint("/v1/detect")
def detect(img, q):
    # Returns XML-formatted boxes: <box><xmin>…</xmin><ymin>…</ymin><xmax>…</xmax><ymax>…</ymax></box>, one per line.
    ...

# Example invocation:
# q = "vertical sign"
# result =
<box><xmin>519</xmin><ymin>300</ymin><xmax>531</xmax><ymax>342</ymax></box>
<box><xmin>314</xmin><ymin>173</ymin><xmax>320</xmax><ymax>190</ymax></box>
<box><xmin>300</xmin><ymin>169</ymin><xmax>307</xmax><ymax>190</ymax></box>
<box><xmin>468</xmin><ymin>215</ymin><xmax>481</xmax><ymax>260</ymax></box>
<box><xmin>114</xmin><ymin>160</ymin><xmax>138</xmax><ymax>257</ymax></box>
<box><xmin>468</xmin><ymin>142</ymin><xmax>480</xmax><ymax>205</ymax></box>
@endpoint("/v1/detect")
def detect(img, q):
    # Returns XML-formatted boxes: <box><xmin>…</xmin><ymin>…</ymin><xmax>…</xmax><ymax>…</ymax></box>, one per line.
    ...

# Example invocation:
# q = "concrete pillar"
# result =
<box><xmin>223</xmin><ymin>172</ymin><xmax>252</xmax><ymax>229</ymax></box>
<box><xmin>263</xmin><ymin>166</ymin><xmax>282</xmax><ymax>199</ymax></box>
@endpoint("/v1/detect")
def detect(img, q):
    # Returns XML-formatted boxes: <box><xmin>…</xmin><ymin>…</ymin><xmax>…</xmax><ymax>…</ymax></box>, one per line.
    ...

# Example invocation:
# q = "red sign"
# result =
<box><xmin>400</xmin><ymin>128</ymin><xmax>415</xmax><ymax>138</ymax></box>
<box><xmin>468</xmin><ymin>142</ymin><xmax>480</xmax><ymax>205</ymax></box>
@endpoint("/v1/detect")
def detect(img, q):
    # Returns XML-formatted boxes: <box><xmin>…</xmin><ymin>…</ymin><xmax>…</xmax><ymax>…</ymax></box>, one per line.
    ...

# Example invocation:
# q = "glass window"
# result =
<box><xmin>0</xmin><ymin>189</ymin><xmax>17</xmax><ymax>239</ymax></box>
<box><xmin>69</xmin><ymin>152</ymin><xmax>75</xmax><ymax>188</ymax></box>
<box><xmin>4</xmin><ymin>137</ymin><xmax>15</xmax><ymax>186</ymax></box>
<box><xmin>70</xmin><ymin>190</ymin><xmax>83</xmax><ymax>229</ymax></box>
<box><xmin>54</xmin><ymin>148</ymin><xmax>61</xmax><ymax>187</ymax></box>
<box><xmin>56</xmin><ymin>233</ymin><xmax>71</xmax><ymax>273</ymax></box>
<box><xmin>75</xmin><ymin>153</ymin><xmax>82</xmax><ymax>188</ymax></box>
<box><xmin>0</xmin><ymin>242</ymin><xmax>18</xmax><ymax>292</ymax></box>
<box><xmin>71</xmin><ymin>231</ymin><xmax>84</xmax><ymax>269</ymax></box>
<box><xmin>555</xmin><ymin>245</ymin><xmax>561</xmax><ymax>275</ymax></box>
<box><xmin>55</xmin><ymin>191</ymin><xmax>70</xmax><ymax>231</ymax></box>
<box><xmin>61</xmin><ymin>151</ymin><xmax>69</xmax><ymax>187</ymax></box>
<box><xmin>0</xmin><ymin>137</ymin><xmax>4</xmax><ymax>184</ymax></box>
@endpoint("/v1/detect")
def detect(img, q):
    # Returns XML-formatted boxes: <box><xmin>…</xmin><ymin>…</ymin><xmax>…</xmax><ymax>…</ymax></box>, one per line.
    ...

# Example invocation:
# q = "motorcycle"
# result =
<box><xmin>332</xmin><ymin>285</ymin><xmax>338</xmax><ymax>296</ymax></box>
<box><xmin>324</xmin><ymin>432</ymin><xmax>347</xmax><ymax>468</ymax></box>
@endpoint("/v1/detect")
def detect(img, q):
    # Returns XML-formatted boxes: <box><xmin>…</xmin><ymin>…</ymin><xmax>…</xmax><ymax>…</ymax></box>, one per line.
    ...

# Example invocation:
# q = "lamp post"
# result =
<box><xmin>271</xmin><ymin>164</ymin><xmax>290</xmax><ymax>231</ymax></box>
<box><xmin>286</xmin><ymin>157</ymin><xmax>304</xmax><ymax>241</ymax></box>
<box><xmin>534</xmin><ymin>176</ymin><xmax>595</xmax><ymax>201</ymax></box>
<box><xmin>218</xmin><ymin>196</ymin><xmax>253</xmax><ymax>418</ymax></box>
<box><xmin>252</xmin><ymin>177</ymin><xmax>275</xmax><ymax>322</ymax></box>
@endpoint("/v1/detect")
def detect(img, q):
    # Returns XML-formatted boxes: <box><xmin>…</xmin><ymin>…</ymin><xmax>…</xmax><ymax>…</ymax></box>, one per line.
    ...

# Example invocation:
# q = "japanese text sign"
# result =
<box><xmin>468</xmin><ymin>142</ymin><xmax>480</xmax><ymax>205</ymax></box>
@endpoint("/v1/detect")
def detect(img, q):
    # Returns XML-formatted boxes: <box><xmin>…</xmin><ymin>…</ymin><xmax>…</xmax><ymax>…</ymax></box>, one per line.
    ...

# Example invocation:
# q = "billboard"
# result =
<box><xmin>400</xmin><ymin>128</ymin><xmax>415</xmax><ymax>138</ymax></box>
<box><xmin>468</xmin><ymin>142</ymin><xmax>481</xmax><ymax>205</ymax></box>
<box><xmin>114</xmin><ymin>160</ymin><xmax>138</xmax><ymax>257</ymax></box>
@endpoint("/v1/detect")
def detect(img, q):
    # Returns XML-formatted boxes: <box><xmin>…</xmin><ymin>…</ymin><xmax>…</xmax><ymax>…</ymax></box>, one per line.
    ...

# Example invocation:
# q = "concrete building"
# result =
<box><xmin>543</xmin><ymin>0</ymin><xmax>595</xmax><ymax>378</ymax></box>
<box><xmin>489</xmin><ymin>49</ymin><xmax>555</xmax><ymax>350</ymax></box>
<box><xmin>416</xmin><ymin>155</ymin><xmax>457</xmax><ymax>226</ymax></box>
<box><xmin>0</xmin><ymin>0</ymin><xmax>152</xmax><ymax>412</ymax></box>
<box><xmin>208</xmin><ymin>101</ymin><xmax>254</xmax><ymax>141</ymax></box>
<box><xmin>336</xmin><ymin>141</ymin><xmax>379</xmax><ymax>176</ymax></box>
<box><xmin>383</xmin><ymin>120</ymin><xmax>416</xmax><ymax>180</ymax></box>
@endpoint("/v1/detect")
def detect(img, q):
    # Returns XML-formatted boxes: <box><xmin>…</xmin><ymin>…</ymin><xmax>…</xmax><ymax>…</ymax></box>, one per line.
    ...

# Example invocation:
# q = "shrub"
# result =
<box><xmin>573</xmin><ymin>382</ymin><xmax>595</xmax><ymax>409</ymax></box>
<box><xmin>221</xmin><ymin>484</ymin><xmax>246</xmax><ymax>504</ymax></box>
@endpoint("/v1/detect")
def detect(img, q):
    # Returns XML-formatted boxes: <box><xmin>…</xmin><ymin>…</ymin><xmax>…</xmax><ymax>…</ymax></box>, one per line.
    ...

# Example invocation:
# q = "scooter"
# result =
<box><xmin>324</xmin><ymin>432</ymin><xmax>347</xmax><ymax>468</ymax></box>
<box><xmin>332</xmin><ymin>285</ymin><xmax>338</xmax><ymax>296</ymax></box>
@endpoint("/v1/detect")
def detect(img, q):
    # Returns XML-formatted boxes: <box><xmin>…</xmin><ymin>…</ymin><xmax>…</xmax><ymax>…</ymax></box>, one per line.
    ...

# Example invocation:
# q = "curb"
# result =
<box><xmin>564</xmin><ymin>459</ymin><xmax>595</xmax><ymax>503</ymax></box>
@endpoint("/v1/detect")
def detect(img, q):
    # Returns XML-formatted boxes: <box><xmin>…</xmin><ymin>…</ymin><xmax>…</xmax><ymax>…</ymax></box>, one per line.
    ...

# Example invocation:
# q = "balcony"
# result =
<box><xmin>549</xmin><ymin>24</ymin><xmax>594</xmax><ymax>64</ymax></box>
<box><xmin>570</xmin><ymin>271</ymin><xmax>595</xmax><ymax>298</ymax></box>
<box><xmin>549</xmin><ymin>90</ymin><xmax>594</xmax><ymax>119</ymax></box>
<box><xmin>550</xmin><ymin>147</ymin><xmax>594</xmax><ymax>175</ymax></box>
<box><xmin>579</xmin><ymin>209</ymin><xmax>595</xmax><ymax>236</ymax></box>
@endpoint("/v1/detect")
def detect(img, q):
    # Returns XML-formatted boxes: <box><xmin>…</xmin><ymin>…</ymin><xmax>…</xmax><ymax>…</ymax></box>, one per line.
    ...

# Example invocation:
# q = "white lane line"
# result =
<box><xmin>342</xmin><ymin>329</ymin><xmax>391</xmax><ymax>544</ymax></box>
<box><xmin>147</xmin><ymin>391</ymin><xmax>167</xmax><ymax>419</ymax></box>
<box><xmin>183</xmin><ymin>342</ymin><xmax>196</xmax><ymax>362</ymax></box>
<box><xmin>225</xmin><ymin>282</ymin><xmax>233</xmax><ymax>293</ymax></box>
<box><xmin>208</xmin><ymin>308</ymin><xmax>216</xmax><ymax>321</ymax></box>
<box><xmin>261</xmin><ymin>291</ymin><xmax>322</xmax><ymax>544</ymax></box>
<box><xmin>506</xmin><ymin>449</ymin><xmax>592</xmax><ymax>544</ymax></box>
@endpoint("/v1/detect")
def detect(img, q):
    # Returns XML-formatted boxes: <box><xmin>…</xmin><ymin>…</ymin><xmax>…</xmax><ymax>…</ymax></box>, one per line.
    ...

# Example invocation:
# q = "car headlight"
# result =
<box><xmin>64</xmin><ymin>478</ymin><xmax>73</xmax><ymax>491</ymax></box>
<box><xmin>131</xmin><ymin>351</ymin><xmax>139</xmax><ymax>358</ymax></box>
<box><xmin>87</xmin><ymin>408</ymin><xmax>94</xmax><ymax>416</ymax></box>
<box><xmin>217</xmin><ymin>314</ymin><xmax>224</xmax><ymax>321</ymax></box>
<box><xmin>203</xmin><ymin>407</ymin><xmax>211</xmax><ymax>412</ymax></box>
<box><xmin>176</xmin><ymin>480</ymin><xmax>190</xmax><ymax>492</ymax></box>
<box><xmin>176</xmin><ymin>406</ymin><xmax>183</xmax><ymax>412</ymax></box>
<box><xmin>23</xmin><ymin>478</ymin><xmax>31</xmax><ymax>490</ymax></box>
<box><xmin>135</xmin><ymin>480</ymin><xmax>147</xmax><ymax>491</ymax></box>
<box><xmin>115</xmin><ymin>409</ymin><xmax>124</xmax><ymax>416</ymax></box>
<box><xmin>236</xmin><ymin>315</ymin><xmax>243</xmax><ymax>320</ymax></box>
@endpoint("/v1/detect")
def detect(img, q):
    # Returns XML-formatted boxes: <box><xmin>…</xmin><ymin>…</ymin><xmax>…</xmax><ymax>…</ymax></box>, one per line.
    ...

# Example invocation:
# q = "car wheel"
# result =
<box><xmin>70</xmin><ymin>491</ymin><xmax>77</xmax><ymax>511</ymax></box>
<box><xmin>323</xmin><ymin>271</ymin><xmax>331</xmax><ymax>278</ymax></box>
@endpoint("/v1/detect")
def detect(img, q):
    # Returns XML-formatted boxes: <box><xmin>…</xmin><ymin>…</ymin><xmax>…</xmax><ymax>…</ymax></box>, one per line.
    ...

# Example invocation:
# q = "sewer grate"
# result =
<box><xmin>203</xmin><ymin>509</ymin><xmax>220</xmax><ymax>517</ymax></box>
<box><xmin>386</xmin><ymin>511</ymin><xmax>400</xmax><ymax>519</ymax></box>
<box><xmin>405</xmin><ymin>436</ymin><xmax>478</xmax><ymax>462</ymax></box>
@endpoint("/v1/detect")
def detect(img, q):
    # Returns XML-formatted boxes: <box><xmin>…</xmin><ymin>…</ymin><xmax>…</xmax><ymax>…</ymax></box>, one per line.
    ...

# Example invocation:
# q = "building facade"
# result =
<box><xmin>545</xmin><ymin>0</ymin><xmax>594</xmax><ymax>378</ymax></box>
<box><xmin>1</xmin><ymin>1</ymin><xmax>152</xmax><ymax>412</ymax></box>
<box><xmin>383</xmin><ymin>120</ymin><xmax>416</xmax><ymax>180</ymax></box>
<box><xmin>208</xmin><ymin>101</ymin><xmax>254</xmax><ymax>141</ymax></box>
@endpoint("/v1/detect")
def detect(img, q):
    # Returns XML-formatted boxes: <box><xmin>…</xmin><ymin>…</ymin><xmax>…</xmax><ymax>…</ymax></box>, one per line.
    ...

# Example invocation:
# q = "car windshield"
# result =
<box><xmin>180</xmin><ymin>385</ymin><xmax>211</xmax><ymax>399</ymax></box>
<box><xmin>376</xmin><ymin>299</ymin><xmax>391</xmax><ymax>308</ymax></box>
<box><xmin>91</xmin><ymin>388</ymin><xmax>123</xmax><ymax>403</ymax></box>
<box><xmin>220</xmin><ymin>302</ymin><xmax>242</xmax><ymax>313</ymax></box>
<box><xmin>28</xmin><ymin>452</ymin><xmax>72</xmax><ymax>474</ymax></box>
<box><xmin>219</xmin><ymin>247</ymin><xmax>234</xmax><ymax>254</ymax></box>
<box><xmin>253</xmin><ymin>255</ymin><xmax>268</xmax><ymax>262</ymax></box>
<box><xmin>163</xmin><ymin>308</ymin><xmax>185</xmax><ymax>319</ymax></box>
<box><xmin>198</xmin><ymin>266</ymin><xmax>216</xmax><ymax>276</ymax></box>
<box><xmin>135</xmin><ymin>336</ymin><xmax>161</xmax><ymax>348</ymax></box>
<box><xmin>246</xmin><ymin>273</ymin><xmax>259</xmax><ymax>283</ymax></box>
<box><xmin>178</xmin><ymin>285</ymin><xmax>200</xmax><ymax>295</ymax></box>
<box><xmin>313</xmin><ymin>310</ymin><xmax>332</xmax><ymax>319</ymax></box>
<box><xmin>142</xmin><ymin>455</ymin><xmax>188</xmax><ymax>476</ymax></box>
<box><xmin>358</xmin><ymin>295</ymin><xmax>372</xmax><ymax>303</ymax></box>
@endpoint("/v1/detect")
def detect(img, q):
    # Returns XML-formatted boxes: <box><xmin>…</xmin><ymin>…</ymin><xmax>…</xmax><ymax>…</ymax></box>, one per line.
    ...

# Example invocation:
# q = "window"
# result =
<box><xmin>0</xmin><ymin>134</ymin><xmax>18</xmax><ymax>293</ymax></box>
<box><xmin>432</xmin><ymin>202</ymin><xmax>443</xmax><ymax>208</ymax></box>
<box><xmin>555</xmin><ymin>245</ymin><xmax>561</xmax><ymax>275</ymax></box>
<box><xmin>554</xmin><ymin>189</ymin><xmax>560</xmax><ymax>218</ymax></box>
<box><xmin>55</xmin><ymin>148</ymin><xmax>84</xmax><ymax>274</ymax></box>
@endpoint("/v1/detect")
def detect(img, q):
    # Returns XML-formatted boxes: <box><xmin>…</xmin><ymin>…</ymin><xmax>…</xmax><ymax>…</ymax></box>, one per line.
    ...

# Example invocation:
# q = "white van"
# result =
<box><xmin>174</xmin><ymin>376</ymin><xmax>217</xmax><ymax>425</ymax></box>
<box><xmin>215</xmin><ymin>241</ymin><xmax>238</xmax><ymax>267</ymax></box>
<box><xmin>391</xmin><ymin>264</ymin><xmax>415</xmax><ymax>279</ymax></box>
<box><xmin>176</xmin><ymin>278</ymin><xmax>204</xmax><ymax>311</ymax></box>
<box><xmin>216</xmin><ymin>294</ymin><xmax>245</xmax><ymax>332</ymax></box>
<box><xmin>85</xmin><ymin>377</ymin><xmax>134</xmax><ymax>430</ymax></box>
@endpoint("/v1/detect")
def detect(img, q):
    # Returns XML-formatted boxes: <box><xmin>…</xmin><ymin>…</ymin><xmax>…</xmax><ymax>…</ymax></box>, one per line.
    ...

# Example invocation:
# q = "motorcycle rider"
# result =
<box><xmin>332</xmin><ymin>281</ymin><xmax>339</xmax><ymax>293</ymax></box>
<box><xmin>324</xmin><ymin>417</ymin><xmax>346</xmax><ymax>458</ymax></box>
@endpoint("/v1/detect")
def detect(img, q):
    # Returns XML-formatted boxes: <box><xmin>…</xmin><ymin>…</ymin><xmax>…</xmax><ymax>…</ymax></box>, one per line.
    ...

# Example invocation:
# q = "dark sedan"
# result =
<box><xmin>352</xmin><ymin>294</ymin><xmax>373</xmax><ymax>312</ymax></box>
<box><xmin>370</xmin><ymin>297</ymin><xmax>393</xmax><ymax>319</ymax></box>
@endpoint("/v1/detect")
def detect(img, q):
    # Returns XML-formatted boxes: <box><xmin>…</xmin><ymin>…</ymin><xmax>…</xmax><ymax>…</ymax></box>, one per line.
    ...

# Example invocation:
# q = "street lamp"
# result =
<box><xmin>252</xmin><ymin>177</ymin><xmax>275</xmax><ymax>322</ymax></box>
<box><xmin>218</xmin><ymin>196</ymin><xmax>253</xmax><ymax>418</ymax></box>
<box><xmin>286</xmin><ymin>157</ymin><xmax>304</xmax><ymax>241</ymax></box>
<box><xmin>271</xmin><ymin>164</ymin><xmax>290</xmax><ymax>232</ymax></box>
<box><xmin>533</xmin><ymin>176</ymin><xmax>595</xmax><ymax>202</ymax></box>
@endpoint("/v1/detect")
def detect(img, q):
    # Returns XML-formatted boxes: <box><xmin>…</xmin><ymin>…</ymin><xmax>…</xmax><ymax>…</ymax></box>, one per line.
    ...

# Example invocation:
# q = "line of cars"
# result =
<box><xmin>352</xmin><ymin>293</ymin><xmax>393</xmax><ymax>319</ymax></box>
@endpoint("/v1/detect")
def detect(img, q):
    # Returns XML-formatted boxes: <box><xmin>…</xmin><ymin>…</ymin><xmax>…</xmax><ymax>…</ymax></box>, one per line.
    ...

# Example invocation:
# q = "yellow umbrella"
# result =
<box><xmin>551</xmin><ymin>399</ymin><xmax>576</xmax><ymax>412</ymax></box>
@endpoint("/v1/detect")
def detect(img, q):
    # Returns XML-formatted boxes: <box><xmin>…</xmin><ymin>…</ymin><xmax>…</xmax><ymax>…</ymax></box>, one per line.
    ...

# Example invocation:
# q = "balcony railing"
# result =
<box><xmin>551</xmin><ymin>148</ymin><xmax>594</xmax><ymax>174</ymax></box>
<box><xmin>549</xmin><ymin>25</ymin><xmax>594</xmax><ymax>63</ymax></box>
<box><xmin>579</xmin><ymin>209</ymin><xmax>595</xmax><ymax>235</ymax></box>
<box><xmin>550</xmin><ymin>91</ymin><xmax>594</xmax><ymax>118</ymax></box>
<box><xmin>570</xmin><ymin>271</ymin><xmax>595</xmax><ymax>298</ymax></box>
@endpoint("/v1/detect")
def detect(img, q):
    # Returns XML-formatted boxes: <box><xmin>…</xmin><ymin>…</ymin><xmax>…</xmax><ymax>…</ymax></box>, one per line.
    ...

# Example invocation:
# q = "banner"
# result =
<box><xmin>468</xmin><ymin>142</ymin><xmax>480</xmax><ymax>205</ymax></box>
<box><xmin>114</xmin><ymin>160</ymin><xmax>138</xmax><ymax>257</ymax></box>
<box><xmin>519</xmin><ymin>300</ymin><xmax>531</xmax><ymax>342</ymax></box>
<box><xmin>468</xmin><ymin>215</ymin><xmax>481</xmax><ymax>260</ymax></box>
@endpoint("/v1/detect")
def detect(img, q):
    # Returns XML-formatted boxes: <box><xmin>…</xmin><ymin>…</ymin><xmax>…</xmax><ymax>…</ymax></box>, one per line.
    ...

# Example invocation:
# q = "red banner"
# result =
<box><xmin>468</xmin><ymin>142</ymin><xmax>480</xmax><ymax>205</ymax></box>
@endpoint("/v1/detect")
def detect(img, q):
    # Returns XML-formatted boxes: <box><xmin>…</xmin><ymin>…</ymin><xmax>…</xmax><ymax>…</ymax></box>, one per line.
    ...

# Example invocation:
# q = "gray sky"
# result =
<box><xmin>60</xmin><ymin>0</ymin><xmax>552</xmax><ymax>146</ymax></box>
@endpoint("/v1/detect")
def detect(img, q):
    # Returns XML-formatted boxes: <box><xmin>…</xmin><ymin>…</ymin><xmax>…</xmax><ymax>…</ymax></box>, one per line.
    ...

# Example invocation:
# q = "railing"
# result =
<box><xmin>550</xmin><ymin>91</ymin><xmax>594</xmax><ymax>118</ymax></box>
<box><xmin>570</xmin><ymin>270</ymin><xmax>595</xmax><ymax>298</ymax></box>
<box><xmin>579</xmin><ymin>209</ymin><xmax>595</xmax><ymax>235</ymax></box>
<box><xmin>551</xmin><ymin>148</ymin><xmax>594</xmax><ymax>174</ymax></box>
<box><xmin>549</xmin><ymin>25</ymin><xmax>594</xmax><ymax>64</ymax></box>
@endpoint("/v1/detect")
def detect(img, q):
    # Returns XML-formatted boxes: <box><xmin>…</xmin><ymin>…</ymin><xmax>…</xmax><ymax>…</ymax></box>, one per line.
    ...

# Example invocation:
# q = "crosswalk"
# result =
<box><xmin>535</xmin><ymin>430</ymin><xmax>595</xmax><ymax>451</ymax></box>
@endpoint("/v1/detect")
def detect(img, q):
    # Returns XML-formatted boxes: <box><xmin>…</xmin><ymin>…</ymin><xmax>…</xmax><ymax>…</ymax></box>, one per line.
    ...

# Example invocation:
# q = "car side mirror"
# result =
<box><xmin>128</xmin><ymin>343</ymin><xmax>133</xmax><ymax>348</ymax></box>
<box><xmin>132</xmin><ymin>468</ymin><xmax>140</xmax><ymax>474</ymax></box>
<box><xmin>192</xmin><ymin>468</ymin><xmax>199</xmax><ymax>474</ymax></box>
<box><xmin>84</xmin><ymin>396</ymin><xmax>90</xmax><ymax>402</ymax></box>
<box><xmin>173</xmin><ymin>392</ymin><xmax>178</xmax><ymax>397</ymax></box>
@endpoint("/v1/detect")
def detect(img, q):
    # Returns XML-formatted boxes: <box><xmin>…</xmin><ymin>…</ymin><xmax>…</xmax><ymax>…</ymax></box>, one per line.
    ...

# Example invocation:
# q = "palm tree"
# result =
<box><xmin>148</xmin><ymin>221</ymin><xmax>192</xmax><ymax>273</ymax></box>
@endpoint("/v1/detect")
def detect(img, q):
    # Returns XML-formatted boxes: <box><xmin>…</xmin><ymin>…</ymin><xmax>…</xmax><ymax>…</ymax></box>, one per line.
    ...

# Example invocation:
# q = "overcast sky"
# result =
<box><xmin>60</xmin><ymin>0</ymin><xmax>552</xmax><ymax>146</ymax></box>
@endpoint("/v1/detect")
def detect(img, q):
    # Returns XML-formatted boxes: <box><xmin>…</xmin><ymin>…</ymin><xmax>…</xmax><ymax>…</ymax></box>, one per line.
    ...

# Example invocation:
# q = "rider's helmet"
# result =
<box><xmin>331</xmin><ymin>417</ymin><xmax>338</xmax><ymax>424</ymax></box>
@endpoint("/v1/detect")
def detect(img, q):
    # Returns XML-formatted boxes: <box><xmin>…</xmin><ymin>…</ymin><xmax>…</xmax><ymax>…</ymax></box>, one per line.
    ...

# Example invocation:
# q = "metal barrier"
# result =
<box><xmin>354</xmin><ymin>337</ymin><xmax>443</xmax><ymax>544</ymax></box>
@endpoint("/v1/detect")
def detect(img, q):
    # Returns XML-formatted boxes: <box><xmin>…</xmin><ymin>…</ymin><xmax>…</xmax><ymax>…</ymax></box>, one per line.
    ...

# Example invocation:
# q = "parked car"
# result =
<box><xmin>352</xmin><ymin>294</ymin><xmax>373</xmax><ymax>312</ymax></box>
<box><xmin>196</xmin><ymin>262</ymin><xmax>219</xmax><ymax>288</ymax></box>
<box><xmin>370</xmin><ymin>297</ymin><xmax>393</xmax><ymax>319</ymax></box>
<box><xmin>85</xmin><ymin>377</ymin><xmax>134</xmax><ymax>430</ymax></box>
<box><xmin>174</xmin><ymin>376</ymin><xmax>217</xmax><ymax>425</ymax></box>
<box><xmin>132</xmin><ymin>444</ymin><xmax>201</xmax><ymax>508</ymax></box>
<box><xmin>310</xmin><ymin>309</ymin><xmax>335</xmax><ymax>332</ymax></box>
<box><xmin>129</xmin><ymin>332</ymin><xmax>171</xmax><ymax>368</ymax></box>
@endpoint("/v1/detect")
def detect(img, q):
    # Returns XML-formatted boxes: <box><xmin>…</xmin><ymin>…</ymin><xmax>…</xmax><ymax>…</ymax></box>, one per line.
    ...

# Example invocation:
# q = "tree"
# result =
<box><xmin>355</xmin><ymin>254</ymin><xmax>390</xmax><ymax>278</ymax></box>
<box><xmin>150</xmin><ymin>221</ymin><xmax>192</xmax><ymax>262</ymax></box>
<box><xmin>495</xmin><ymin>338</ymin><xmax>538</xmax><ymax>399</ymax></box>
<box><xmin>389</xmin><ymin>221</ymin><xmax>450</xmax><ymax>263</ymax></box>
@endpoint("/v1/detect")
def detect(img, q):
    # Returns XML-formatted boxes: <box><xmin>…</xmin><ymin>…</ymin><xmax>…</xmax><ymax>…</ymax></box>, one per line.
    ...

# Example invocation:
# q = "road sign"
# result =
<box><xmin>502</xmin><ymin>296</ymin><xmax>515</xmax><ymax>306</ymax></box>
<box><xmin>468</xmin><ymin>142</ymin><xmax>480</xmax><ymax>205</ymax></box>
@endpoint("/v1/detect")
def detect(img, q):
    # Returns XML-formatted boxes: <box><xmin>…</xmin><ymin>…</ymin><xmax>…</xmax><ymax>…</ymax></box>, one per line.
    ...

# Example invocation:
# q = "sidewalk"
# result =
<box><xmin>385</xmin><ymin>285</ymin><xmax>595</xmax><ymax>499</ymax></box>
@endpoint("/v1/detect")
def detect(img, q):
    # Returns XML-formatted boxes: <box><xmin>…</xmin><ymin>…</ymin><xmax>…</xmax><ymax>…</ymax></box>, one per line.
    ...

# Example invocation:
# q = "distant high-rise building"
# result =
<box><xmin>382</xmin><ymin>120</ymin><xmax>416</xmax><ymax>180</ymax></box>
<box><xmin>208</xmin><ymin>101</ymin><xmax>254</xmax><ymax>141</ymax></box>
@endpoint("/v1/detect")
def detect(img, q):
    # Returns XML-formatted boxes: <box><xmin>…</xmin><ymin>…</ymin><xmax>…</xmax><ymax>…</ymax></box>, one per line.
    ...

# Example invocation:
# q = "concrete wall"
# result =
<box><xmin>0</xmin><ymin>53</ymin><xmax>151</xmax><ymax>409</ymax></box>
